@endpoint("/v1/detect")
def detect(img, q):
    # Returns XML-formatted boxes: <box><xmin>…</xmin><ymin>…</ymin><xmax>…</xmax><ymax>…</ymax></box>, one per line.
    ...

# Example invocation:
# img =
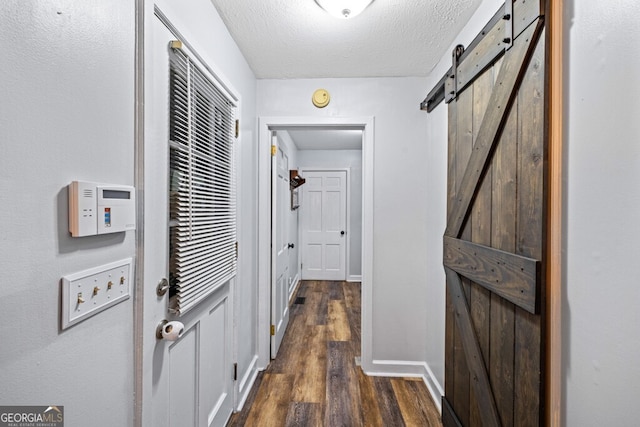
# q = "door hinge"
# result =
<box><xmin>233</xmin><ymin>363</ymin><xmax>238</xmax><ymax>381</ymax></box>
<box><xmin>270</xmin><ymin>324</ymin><xmax>275</xmax><ymax>336</ymax></box>
<box><xmin>235</xmin><ymin>119</ymin><xmax>239</xmax><ymax>138</ymax></box>
<box><xmin>271</xmin><ymin>145</ymin><xmax>277</xmax><ymax>156</ymax></box>
<box><xmin>235</xmin><ymin>241</ymin><xmax>238</xmax><ymax>259</ymax></box>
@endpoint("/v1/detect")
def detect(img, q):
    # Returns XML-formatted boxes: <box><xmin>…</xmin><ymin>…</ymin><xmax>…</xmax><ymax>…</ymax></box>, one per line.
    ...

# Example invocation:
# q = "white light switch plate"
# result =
<box><xmin>61</xmin><ymin>258</ymin><xmax>132</xmax><ymax>330</ymax></box>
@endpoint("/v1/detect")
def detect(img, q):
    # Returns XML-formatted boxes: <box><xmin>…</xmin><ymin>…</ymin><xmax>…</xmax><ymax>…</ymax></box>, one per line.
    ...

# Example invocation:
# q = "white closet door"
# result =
<box><xmin>300</xmin><ymin>170</ymin><xmax>347</xmax><ymax>280</ymax></box>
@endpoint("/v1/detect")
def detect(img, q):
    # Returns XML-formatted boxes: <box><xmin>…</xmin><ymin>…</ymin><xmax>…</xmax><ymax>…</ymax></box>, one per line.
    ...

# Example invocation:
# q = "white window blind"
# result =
<box><xmin>168</xmin><ymin>45</ymin><xmax>236</xmax><ymax>316</ymax></box>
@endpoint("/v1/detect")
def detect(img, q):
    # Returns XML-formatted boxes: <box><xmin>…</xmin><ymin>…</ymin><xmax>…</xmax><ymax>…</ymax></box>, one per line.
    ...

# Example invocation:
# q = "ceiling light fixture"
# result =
<box><xmin>314</xmin><ymin>0</ymin><xmax>375</xmax><ymax>19</ymax></box>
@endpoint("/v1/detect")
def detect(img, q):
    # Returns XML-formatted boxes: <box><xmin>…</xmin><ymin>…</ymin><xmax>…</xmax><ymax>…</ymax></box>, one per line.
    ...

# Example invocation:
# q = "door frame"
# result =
<box><xmin>133</xmin><ymin>1</ymin><xmax>144</xmax><ymax>426</ymax></box>
<box><xmin>298</xmin><ymin>167</ymin><xmax>351</xmax><ymax>282</ymax></box>
<box><xmin>547</xmin><ymin>0</ymin><xmax>563</xmax><ymax>424</ymax></box>
<box><xmin>257</xmin><ymin>116</ymin><xmax>374</xmax><ymax>371</ymax></box>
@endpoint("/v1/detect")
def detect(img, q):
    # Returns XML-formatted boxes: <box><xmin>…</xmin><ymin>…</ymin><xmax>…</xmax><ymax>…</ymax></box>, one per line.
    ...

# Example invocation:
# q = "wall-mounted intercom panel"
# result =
<box><xmin>69</xmin><ymin>181</ymin><xmax>136</xmax><ymax>237</ymax></box>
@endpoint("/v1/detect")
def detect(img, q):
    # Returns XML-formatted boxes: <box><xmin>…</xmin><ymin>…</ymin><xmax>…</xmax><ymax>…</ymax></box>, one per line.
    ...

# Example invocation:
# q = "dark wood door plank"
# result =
<box><xmin>452</xmin><ymin>79</ymin><xmax>474</xmax><ymax>427</ymax></box>
<box><xmin>444</xmin><ymin>74</ymin><xmax>459</xmax><ymax>410</ymax></box>
<box><xmin>442</xmin><ymin>397</ymin><xmax>464</xmax><ymax>427</ymax></box>
<box><xmin>469</xmin><ymin>66</ymin><xmax>494</xmax><ymax>427</ymax></box>
<box><xmin>489</xmin><ymin>66</ymin><xmax>517</xmax><ymax>425</ymax></box>
<box><xmin>457</xmin><ymin>0</ymin><xmax>541</xmax><ymax>95</ymax></box>
<box><xmin>443</xmin><ymin>236</ymin><xmax>540</xmax><ymax>313</ymax></box>
<box><xmin>513</xmin><ymin>0</ymin><xmax>544</xmax><ymax>40</ymax></box>
<box><xmin>456</xmin><ymin>10</ymin><xmax>506</xmax><ymax>93</ymax></box>
<box><xmin>445</xmin><ymin>19</ymin><xmax>543</xmax><ymax>239</ymax></box>
<box><xmin>445</xmin><ymin>267</ymin><xmax>502</xmax><ymax>427</ymax></box>
<box><xmin>513</xmin><ymin>27</ymin><xmax>547</xmax><ymax>426</ymax></box>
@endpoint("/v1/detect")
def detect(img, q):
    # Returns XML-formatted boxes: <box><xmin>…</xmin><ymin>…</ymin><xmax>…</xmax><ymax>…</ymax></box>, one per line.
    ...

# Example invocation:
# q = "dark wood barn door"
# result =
<box><xmin>426</xmin><ymin>1</ymin><xmax>548</xmax><ymax>425</ymax></box>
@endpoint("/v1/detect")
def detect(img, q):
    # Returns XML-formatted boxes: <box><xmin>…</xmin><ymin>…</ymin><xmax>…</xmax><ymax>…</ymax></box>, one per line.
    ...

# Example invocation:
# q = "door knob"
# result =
<box><xmin>156</xmin><ymin>319</ymin><xmax>185</xmax><ymax>341</ymax></box>
<box><xmin>340</xmin><ymin>231</ymin><xmax>345</xmax><ymax>236</ymax></box>
<box><xmin>288</xmin><ymin>243</ymin><xmax>295</xmax><ymax>249</ymax></box>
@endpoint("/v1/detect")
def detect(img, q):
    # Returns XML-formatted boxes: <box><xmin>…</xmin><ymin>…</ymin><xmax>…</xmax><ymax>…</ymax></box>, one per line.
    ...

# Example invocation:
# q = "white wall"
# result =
<box><xmin>0</xmin><ymin>0</ymin><xmax>260</xmax><ymax>424</ymax></box>
<box><xmin>152</xmin><ymin>0</ymin><xmax>259</xmax><ymax>409</ymax></box>
<box><xmin>258</xmin><ymin>78</ymin><xmax>430</xmax><ymax>369</ymax></box>
<box><xmin>297</xmin><ymin>149</ymin><xmax>363</xmax><ymax>279</ymax></box>
<box><xmin>564</xmin><ymin>1</ymin><xmax>640</xmax><ymax>424</ymax></box>
<box><xmin>0</xmin><ymin>1</ymin><xmax>136</xmax><ymax>425</ymax></box>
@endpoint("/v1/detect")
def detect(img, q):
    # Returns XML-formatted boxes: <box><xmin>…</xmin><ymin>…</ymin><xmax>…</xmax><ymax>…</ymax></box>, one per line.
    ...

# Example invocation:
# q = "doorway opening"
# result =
<box><xmin>270</xmin><ymin>129</ymin><xmax>361</xmax><ymax>358</ymax></box>
<box><xmin>257</xmin><ymin>116</ymin><xmax>374</xmax><ymax>372</ymax></box>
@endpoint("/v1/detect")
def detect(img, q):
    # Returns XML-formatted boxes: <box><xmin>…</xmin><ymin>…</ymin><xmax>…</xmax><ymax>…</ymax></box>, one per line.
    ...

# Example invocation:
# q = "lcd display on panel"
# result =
<box><xmin>102</xmin><ymin>189</ymin><xmax>131</xmax><ymax>199</ymax></box>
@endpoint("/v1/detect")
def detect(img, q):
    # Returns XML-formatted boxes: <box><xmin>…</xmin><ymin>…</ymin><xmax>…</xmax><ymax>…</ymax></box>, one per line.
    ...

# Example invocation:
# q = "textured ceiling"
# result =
<box><xmin>211</xmin><ymin>0</ymin><xmax>483</xmax><ymax>79</ymax></box>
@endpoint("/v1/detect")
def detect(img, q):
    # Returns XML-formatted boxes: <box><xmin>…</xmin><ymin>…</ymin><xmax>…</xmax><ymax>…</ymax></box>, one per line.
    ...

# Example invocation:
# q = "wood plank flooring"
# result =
<box><xmin>228</xmin><ymin>280</ymin><xmax>442</xmax><ymax>427</ymax></box>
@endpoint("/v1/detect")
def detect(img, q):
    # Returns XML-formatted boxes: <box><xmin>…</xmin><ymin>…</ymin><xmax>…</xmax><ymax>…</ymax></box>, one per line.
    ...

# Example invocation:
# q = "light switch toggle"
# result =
<box><xmin>61</xmin><ymin>257</ymin><xmax>132</xmax><ymax>330</ymax></box>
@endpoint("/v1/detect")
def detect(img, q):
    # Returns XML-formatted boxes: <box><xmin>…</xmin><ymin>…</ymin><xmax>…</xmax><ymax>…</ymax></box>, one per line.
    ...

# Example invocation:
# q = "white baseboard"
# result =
<box><xmin>364</xmin><ymin>359</ymin><xmax>443</xmax><ymax>414</ymax></box>
<box><xmin>288</xmin><ymin>274</ymin><xmax>300</xmax><ymax>301</ymax></box>
<box><xmin>347</xmin><ymin>274</ymin><xmax>362</xmax><ymax>282</ymax></box>
<box><xmin>235</xmin><ymin>355</ymin><xmax>259</xmax><ymax>412</ymax></box>
<box><xmin>421</xmin><ymin>362</ymin><xmax>444</xmax><ymax>414</ymax></box>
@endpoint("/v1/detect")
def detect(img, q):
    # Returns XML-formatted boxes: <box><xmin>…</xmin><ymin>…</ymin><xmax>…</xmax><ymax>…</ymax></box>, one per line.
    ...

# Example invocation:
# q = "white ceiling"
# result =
<box><xmin>211</xmin><ymin>0</ymin><xmax>483</xmax><ymax>79</ymax></box>
<box><xmin>287</xmin><ymin>129</ymin><xmax>363</xmax><ymax>150</ymax></box>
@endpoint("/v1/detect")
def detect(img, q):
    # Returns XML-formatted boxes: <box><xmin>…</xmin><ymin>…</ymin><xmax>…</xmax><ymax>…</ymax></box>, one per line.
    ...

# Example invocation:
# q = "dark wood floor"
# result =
<box><xmin>228</xmin><ymin>280</ymin><xmax>442</xmax><ymax>427</ymax></box>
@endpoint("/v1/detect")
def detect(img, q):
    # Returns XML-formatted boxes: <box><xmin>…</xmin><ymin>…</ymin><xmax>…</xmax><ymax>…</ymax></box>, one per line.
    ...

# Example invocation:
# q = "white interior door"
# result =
<box><xmin>300</xmin><ymin>170</ymin><xmax>347</xmax><ymax>280</ymax></box>
<box><xmin>140</xmin><ymin>12</ymin><xmax>234</xmax><ymax>427</ymax></box>
<box><xmin>270</xmin><ymin>134</ymin><xmax>290</xmax><ymax>358</ymax></box>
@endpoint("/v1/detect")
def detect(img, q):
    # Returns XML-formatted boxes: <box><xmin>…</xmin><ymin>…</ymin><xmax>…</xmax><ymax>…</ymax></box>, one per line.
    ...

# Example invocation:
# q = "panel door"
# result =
<box><xmin>300</xmin><ymin>170</ymin><xmax>347</xmax><ymax>280</ymax></box>
<box><xmin>271</xmin><ymin>135</ymin><xmax>290</xmax><ymax>358</ymax></box>
<box><xmin>141</xmin><ymin>11</ymin><xmax>234</xmax><ymax>427</ymax></box>
<box><xmin>442</xmin><ymin>2</ymin><xmax>547</xmax><ymax>426</ymax></box>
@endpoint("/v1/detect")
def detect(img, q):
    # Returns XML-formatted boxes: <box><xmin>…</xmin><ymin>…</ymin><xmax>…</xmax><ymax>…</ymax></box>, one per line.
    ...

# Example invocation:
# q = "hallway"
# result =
<box><xmin>229</xmin><ymin>281</ymin><xmax>441</xmax><ymax>426</ymax></box>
